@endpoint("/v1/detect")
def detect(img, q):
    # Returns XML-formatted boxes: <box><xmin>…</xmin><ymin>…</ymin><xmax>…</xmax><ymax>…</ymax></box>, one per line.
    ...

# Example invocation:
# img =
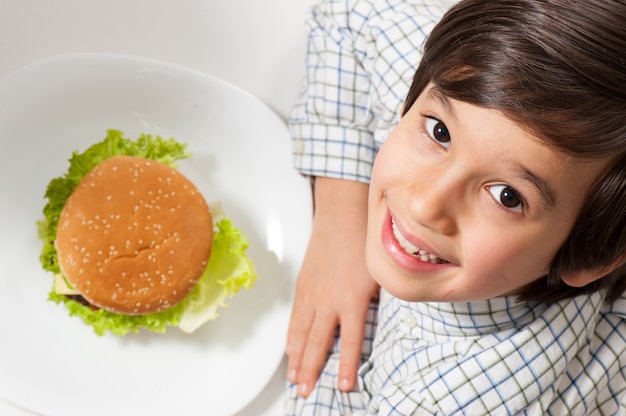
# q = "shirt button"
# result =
<box><xmin>293</xmin><ymin>138</ymin><xmax>304</xmax><ymax>154</ymax></box>
<box><xmin>401</xmin><ymin>310</ymin><xmax>417</xmax><ymax>328</ymax></box>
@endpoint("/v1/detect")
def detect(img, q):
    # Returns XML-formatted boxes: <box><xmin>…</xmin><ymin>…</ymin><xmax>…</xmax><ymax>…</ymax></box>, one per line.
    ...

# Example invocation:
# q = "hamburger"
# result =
<box><xmin>38</xmin><ymin>130</ymin><xmax>257</xmax><ymax>335</ymax></box>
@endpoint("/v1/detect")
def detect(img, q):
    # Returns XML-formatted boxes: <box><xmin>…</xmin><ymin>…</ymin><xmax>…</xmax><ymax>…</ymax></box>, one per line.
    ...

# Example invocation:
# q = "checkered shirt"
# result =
<box><xmin>289</xmin><ymin>0</ymin><xmax>455</xmax><ymax>182</ymax></box>
<box><xmin>285</xmin><ymin>289</ymin><xmax>626</xmax><ymax>415</ymax></box>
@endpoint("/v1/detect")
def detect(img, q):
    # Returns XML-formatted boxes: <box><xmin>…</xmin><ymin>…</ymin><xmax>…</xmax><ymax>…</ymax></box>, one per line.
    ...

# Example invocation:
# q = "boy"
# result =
<box><xmin>286</xmin><ymin>0</ymin><xmax>626</xmax><ymax>414</ymax></box>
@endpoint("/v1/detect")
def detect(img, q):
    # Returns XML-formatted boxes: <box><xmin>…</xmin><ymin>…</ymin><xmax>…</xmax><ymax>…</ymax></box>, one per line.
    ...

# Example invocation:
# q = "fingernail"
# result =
<box><xmin>288</xmin><ymin>368</ymin><xmax>297</xmax><ymax>382</ymax></box>
<box><xmin>298</xmin><ymin>383</ymin><xmax>308</xmax><ymax>396</ymax></box>
<box><xmin>339</xmin><ymin>378</ymin><xmax>350</xmax><ymax>391</ymax></box>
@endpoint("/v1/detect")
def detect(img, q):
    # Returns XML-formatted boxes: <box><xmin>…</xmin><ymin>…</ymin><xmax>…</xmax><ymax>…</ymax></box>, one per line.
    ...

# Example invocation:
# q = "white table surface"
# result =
<box><xmin>0</xmin><ymin>0</ymin><xmax>314</xmax><ymax>415</ymax></box>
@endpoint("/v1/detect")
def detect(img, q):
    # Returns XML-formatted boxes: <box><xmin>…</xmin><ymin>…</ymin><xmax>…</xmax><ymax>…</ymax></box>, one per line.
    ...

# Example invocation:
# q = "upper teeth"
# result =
<box><xmin>392</xmin><ymin>220</ymin><xmax>445</xmax><ymax>264</ymax></box>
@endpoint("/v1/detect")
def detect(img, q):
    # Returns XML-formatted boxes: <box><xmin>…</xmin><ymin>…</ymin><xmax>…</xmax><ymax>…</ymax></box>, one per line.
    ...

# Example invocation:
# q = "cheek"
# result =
<box><xmin>371</xmin><ymin>132</ymin><xmax>411</xmax><ymax>187</ymax></box>
<box><xmin>461</xmin><ymin>225</ymin><xmax>563</xmax><ymax>290</ymax></box>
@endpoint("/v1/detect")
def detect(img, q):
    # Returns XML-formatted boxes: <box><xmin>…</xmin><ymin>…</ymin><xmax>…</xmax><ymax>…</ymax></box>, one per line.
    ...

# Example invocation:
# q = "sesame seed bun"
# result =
<box><xmin>55</xmin><ymin>155</ymin><xmax>213</xmax><ymax>315</ymax></box>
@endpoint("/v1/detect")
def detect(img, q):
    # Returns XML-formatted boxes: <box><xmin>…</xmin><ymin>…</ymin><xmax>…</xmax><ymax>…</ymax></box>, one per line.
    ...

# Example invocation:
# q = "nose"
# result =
<box><xmin>407</xmin><ymin>167</ymin><xmax>460</xmax><ymax>236</ymax></box>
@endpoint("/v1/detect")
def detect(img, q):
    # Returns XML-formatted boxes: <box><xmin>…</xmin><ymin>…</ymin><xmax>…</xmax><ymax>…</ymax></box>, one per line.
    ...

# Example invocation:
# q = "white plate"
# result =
<box><xmin>0</xmin><ymin>54</ymin><xmax>311</xmax><ymax>416</ymax></box>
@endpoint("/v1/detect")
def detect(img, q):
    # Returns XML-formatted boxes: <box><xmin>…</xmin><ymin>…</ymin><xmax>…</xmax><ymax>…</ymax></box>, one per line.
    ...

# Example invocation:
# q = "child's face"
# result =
<box><xmin>366</xmin><ymin>83</ymin><xmax>608</xmax><ymax>302</ymax></box>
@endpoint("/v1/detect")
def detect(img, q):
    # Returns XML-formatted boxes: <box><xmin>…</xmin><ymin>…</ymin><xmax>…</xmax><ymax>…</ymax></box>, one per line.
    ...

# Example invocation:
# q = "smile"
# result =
<box><xmin>391</xmin><ymin>220</ymin><xmax>448</xmax><ymax>264</ymax></box>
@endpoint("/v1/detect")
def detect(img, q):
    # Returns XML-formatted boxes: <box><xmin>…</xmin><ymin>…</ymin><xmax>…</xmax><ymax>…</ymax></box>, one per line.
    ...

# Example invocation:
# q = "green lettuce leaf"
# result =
<box><xmin>39</xmin><ymin>129</ymin><xmax>257</xmax><ymax>336</ymax></box>
<box><xmin>179</xmin><ymin>217</ymin><xmax>257</xmax><ymax>333</ymax></box>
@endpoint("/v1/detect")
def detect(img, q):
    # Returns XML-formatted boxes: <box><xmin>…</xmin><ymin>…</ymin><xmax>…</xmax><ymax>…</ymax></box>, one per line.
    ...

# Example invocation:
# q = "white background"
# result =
<box><xmin>0</xmin><ymin>0</ymin><xmax>314</xmax><ymax>415</ymax></box>
<box><xmin>0</xmin><ymin>0</ymin><xmax>312</xmax><ymax>121</ymax></box>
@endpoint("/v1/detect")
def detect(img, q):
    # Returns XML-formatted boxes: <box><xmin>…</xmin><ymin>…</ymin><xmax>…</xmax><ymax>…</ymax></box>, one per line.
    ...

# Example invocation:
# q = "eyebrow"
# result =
<box><xmin>513</xmin><ymin>162</ymin><xmax>558</xmax><ymax>211</ymax></box>
<box><xmin>426</xmin><ymin>86</ymin><xmax>457</xmax><ymax>120</ymax></box>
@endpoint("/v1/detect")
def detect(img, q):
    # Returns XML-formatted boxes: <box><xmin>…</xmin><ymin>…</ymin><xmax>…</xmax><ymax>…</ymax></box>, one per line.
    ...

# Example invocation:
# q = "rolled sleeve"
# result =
<box><xmin>290</xmin><ymin>0</ymin><xmax>378</xmax><ymax>182</ymax></box>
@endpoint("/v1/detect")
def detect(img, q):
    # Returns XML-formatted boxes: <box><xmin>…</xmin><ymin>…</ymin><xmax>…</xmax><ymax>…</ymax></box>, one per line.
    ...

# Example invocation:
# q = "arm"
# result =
<box><xmin>285</xmin><ymin>0</ymin><xmax>380</xmax><ymax>397</ymax></box>
<box><xmin>286</xmin><ymin>176</ymin><xmax>379</xmax><ymax>397</ymax></box>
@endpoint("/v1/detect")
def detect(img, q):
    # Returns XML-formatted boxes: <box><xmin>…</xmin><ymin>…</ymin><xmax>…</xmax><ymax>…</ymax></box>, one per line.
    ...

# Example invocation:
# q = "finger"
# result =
<box><xmin>285</xmin><ymin>302</ymin><xmax>315</xmax><ymax>383</ymax></box>
<box><xmin>337</xmin><ymin>307</ymin><xmax>368</xmax><ymax>392</ymax></box>
<box><xmin>296</xmin><ymin>311</ymin><xmax>338</xmax><ymax>397</ymax></box>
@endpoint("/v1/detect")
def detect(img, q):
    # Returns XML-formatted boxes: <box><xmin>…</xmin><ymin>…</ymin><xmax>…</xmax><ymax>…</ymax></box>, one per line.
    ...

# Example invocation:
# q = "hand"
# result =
<box><xmin>285</xmin><ymin>177</ymin><xmax>379</xmax><ymax>397</ymax></box>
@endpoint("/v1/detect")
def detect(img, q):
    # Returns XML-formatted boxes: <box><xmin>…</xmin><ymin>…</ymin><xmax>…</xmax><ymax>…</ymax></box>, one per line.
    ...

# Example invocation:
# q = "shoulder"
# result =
<box><xmin>598</xmin><ymin>294</ymin><xmax>626</xmax><ymax>339</ymax></box>
<box><xmin>308</xmin><ymin>0</ymin><xmax>450</xmax><ymax>37</ymax></box>
<box><xmin>599</xmin><ymin>293</ymin><xmax>626</xmax><ymax>326</ymax></box>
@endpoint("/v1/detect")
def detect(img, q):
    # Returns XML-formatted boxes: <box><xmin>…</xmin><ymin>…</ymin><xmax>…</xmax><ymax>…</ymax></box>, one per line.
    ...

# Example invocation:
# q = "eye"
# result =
<box><xmin>487</xmin><ymin>185</ymin><xmax>524</xmax><ymax>211</ymax></box>
<box><xmin>425</xmin><ymin>117</ymin><xmax>451</xmax><ymax>149</ymax></box>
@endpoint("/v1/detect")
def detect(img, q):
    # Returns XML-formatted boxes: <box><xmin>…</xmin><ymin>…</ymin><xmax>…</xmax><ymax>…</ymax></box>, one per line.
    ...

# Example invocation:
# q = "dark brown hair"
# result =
<box><xmin>403</xmin><ymin>0</ymin><xmax>626</xmax><ymax>302</ymax></box>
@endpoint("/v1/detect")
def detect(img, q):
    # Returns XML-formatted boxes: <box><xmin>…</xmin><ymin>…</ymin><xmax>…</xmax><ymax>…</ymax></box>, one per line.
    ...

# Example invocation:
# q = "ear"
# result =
<box><xmin>562</xmin><ymin>252</ymin><xmax>626</xmax><ymax>288</ymax></box>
